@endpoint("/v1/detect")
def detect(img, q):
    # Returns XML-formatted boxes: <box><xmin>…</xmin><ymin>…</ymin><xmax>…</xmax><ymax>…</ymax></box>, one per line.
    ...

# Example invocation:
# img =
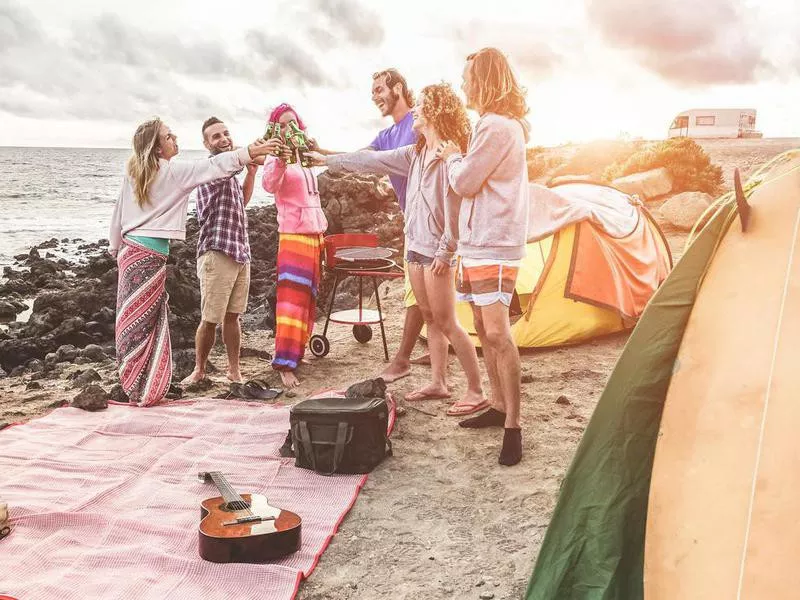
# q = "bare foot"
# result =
<box><xmin>226</xmin><ymin>369</ymin><xmax>243</xmax><ymax>384</ymax></box>
<box><xmin>405</xmin><ymin>382</ymin><xmax>450</xmax><ymax>402</ymax></box>
<box><xmin>409</xmin><ymin>353</ymin><xmax>431</xmax><ymax>366</ymax></box>
<box><xmin>180</xmin><ymin>369</ymin><xmax>205</xmax><ymax>385</ymax></box>
<box><xmin>380</xmin><ymin>361</ymin><xmax>411</xmax><ymax>383</ymax></box>
<box><xmin>280</xmin><ymin>371</ymin><xmax>300</xmax><ymax>388</ymax></box>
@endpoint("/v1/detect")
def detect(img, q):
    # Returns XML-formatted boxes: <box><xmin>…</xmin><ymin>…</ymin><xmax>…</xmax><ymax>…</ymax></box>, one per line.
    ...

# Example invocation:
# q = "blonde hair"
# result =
<box><xmin>126</xmin><ymin>118</ymin><xmax>163</xmax><ymax>207</ymax></box>
<box><xmin>466</xmin><ymin>48</ymin><xmax>528</xmax><ymax>120</ymax></box>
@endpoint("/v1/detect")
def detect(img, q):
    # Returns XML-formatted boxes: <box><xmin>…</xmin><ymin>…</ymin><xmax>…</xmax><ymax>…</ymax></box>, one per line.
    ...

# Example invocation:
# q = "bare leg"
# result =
<box><xmin>182</xmin><ymin>321</ymin><xmax>216</xmax><ymax>384</ymax></box>
<box><xmin>471</xmin><ymin>306</ymin><xmax>505</xmax><ymax>413</ymax></box>
<box><xmin>479</xmin><ymin>302</ymin><xmax>521</xmax><ymax>429</ymax></box>
<box><xmin>222</xmin><ymin>312</ymin><xmax>243</xmax><ymax>383</ymax></box>
<box><xmin>405</xmin><ymin>263</ymin><xmax>449</xmax><ymax>400</ymax></box>
<box><xmin>426</xmin><ymin>266</ymin><xmax>484</xmax><ymax>407</ymax></box>
<box><xmin>380</xmin><ymin>305</ymin><xmax>424</xmax><ymax>382</ymax></box>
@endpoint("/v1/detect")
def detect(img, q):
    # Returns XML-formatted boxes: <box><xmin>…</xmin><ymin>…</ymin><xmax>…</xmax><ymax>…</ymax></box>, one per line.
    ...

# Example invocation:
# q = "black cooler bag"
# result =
<box><xmin>289</xmin><ymin>396</ymin><xmax>392</xmax><ymax>474</ymax></box>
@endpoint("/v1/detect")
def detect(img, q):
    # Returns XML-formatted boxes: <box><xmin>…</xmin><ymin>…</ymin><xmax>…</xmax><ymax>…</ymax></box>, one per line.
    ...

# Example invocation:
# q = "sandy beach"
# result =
<box><xmin>2</xmin><ymin>138</ymin><xmax>798</xmax><ymax>599</ymax></box>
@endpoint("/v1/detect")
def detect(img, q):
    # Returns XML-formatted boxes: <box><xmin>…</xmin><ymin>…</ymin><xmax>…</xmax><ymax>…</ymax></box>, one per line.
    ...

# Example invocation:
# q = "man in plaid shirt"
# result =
<box><xmin>183</xmin><ymin>117</ymin><xmax>268</xmax><ymax>384</ymax></box>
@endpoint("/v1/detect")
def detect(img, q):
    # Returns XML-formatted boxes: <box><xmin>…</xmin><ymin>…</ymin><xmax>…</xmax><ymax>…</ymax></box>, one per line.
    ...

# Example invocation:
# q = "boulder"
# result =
<box><xmin>612</xmin><ymin>167</ymin><xmax>673</xmax><ymax>200</ymax></box>
<box><xmin>70</xmin><ymin>368</ymin><xmax>102</xmax><ymax>389</ymax></box>
<box><xmin>658</xmin><ymin>191</ymin><xmax>714</xmax><ymax>231</ymax></box>
<box><xmin>0</xmin><ymin>301</ymin><xmax>19</xmax><ymax>320</ymax></box>
<box><xmin>80</xmin><ymin>344</ymin><xmax>107</xmax><ymax>362</ymax></box>
<box><xmin>71</xmin><ymin>385</ymin><xmax>109</xmax><ymax>411</ymax></box>
<box><xmin>55</xmin><ymin>344</ymin><xmax>79</xmax><ymax>363</ymax></box>
<box><xmin>109</xmin><ymin>384</ymin><xmax>129</xmax><ymax>403</ymax></box>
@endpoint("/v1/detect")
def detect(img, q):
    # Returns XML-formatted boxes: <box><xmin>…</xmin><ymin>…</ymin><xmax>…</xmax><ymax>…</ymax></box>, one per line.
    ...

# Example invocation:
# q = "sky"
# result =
<box><xmin>1</xmin><ymin>0</ymin><xmax>799</xmax><ymax>149</ymax></box>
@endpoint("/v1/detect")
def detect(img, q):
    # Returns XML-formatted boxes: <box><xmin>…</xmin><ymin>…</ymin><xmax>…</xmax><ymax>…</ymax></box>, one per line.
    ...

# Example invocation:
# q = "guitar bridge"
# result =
<box><xmin>222</xmin><ymin>515</ymin><xmax>276</xmax><ymax>526</ymax></box>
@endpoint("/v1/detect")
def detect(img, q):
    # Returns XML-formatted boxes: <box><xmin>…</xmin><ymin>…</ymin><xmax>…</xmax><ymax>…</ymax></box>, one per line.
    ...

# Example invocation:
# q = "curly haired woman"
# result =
<box><xmin>307</xmin><ymin>84</ymin><xmax>486</xmax><ymax>415</ymax></box>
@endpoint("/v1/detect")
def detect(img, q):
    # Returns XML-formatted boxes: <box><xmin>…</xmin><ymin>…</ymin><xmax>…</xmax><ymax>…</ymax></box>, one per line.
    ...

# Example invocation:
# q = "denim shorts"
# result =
<box><xmin>406</xmin><ymin>250</ymin><xmax>435</xmax><ymax>266</ymax></box>
<box><xmin>406</xmin><ymin>250</ymin><xmax>456</xmax><ymax>268</ymax></box>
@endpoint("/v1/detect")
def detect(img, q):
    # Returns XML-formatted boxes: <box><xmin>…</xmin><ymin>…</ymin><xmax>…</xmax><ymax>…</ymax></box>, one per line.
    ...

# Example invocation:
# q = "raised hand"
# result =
<box><xmin>303</xmin><ymin>151</ymin><xmax>327</xmax><ymax>167</ymax></box>
<box><xmin>248</xmin><ymin>138</ymin><xmax>273</xmax><ymax>157</ymax></box>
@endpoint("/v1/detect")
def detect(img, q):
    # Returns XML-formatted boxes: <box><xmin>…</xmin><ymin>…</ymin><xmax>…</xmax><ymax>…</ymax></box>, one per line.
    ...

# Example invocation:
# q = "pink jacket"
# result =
<box><xmin>261</xmin><ymin>157</ymin><xmax>328</xmax><ymax>234</ymax></box>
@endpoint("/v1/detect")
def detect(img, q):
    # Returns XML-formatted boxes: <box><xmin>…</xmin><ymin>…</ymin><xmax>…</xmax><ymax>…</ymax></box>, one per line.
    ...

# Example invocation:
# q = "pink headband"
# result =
<box><xmin>268</xmin><ymin>103</ymin><xmax>306</xmax><ymax>130</ymax></box>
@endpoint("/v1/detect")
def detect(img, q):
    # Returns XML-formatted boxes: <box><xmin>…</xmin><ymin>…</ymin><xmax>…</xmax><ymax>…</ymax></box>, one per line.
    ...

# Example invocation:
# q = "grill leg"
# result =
<box><xmin>372</xmin><ymin>277</ymin><xmax>389</xmax><ymax>361</ymax></box>
<box><xmin>322</xmin><ymin>273</ymin><xmax>340</xmax><ymax>337</ymax></box>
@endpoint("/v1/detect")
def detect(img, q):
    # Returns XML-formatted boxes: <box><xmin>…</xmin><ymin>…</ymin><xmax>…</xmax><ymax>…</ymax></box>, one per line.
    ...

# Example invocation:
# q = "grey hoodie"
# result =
<box><xmin>327</xmin><ymin>145</ymin><xmax>460</xmax><ymax>261</ymax></box>
<box><xmin>446</xmin><ymin>113</ymin><xmax>530</xmax><ymax>261</ymax></box>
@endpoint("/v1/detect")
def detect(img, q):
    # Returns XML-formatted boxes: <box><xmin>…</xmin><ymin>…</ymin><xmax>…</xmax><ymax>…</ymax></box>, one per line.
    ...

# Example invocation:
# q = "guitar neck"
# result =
<box><xmin>208</xmin><ymin>472</ymin><xmax>245</xmax><ymax>507</ymax></box>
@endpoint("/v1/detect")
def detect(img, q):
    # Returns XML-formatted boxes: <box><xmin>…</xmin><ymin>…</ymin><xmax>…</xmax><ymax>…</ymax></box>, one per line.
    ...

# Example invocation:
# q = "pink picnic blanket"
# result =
<box><xmin>0</xmin><ymin>400</ymin><xmax>370</xmax><ymax>599</ymax></box>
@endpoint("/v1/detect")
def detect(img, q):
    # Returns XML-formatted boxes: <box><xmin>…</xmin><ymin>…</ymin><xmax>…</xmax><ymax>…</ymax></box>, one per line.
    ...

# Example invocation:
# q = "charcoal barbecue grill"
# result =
<box><xmin>309</xmin><ymin>234</ymin><xmax>403</xmax><ymax>360</ymax></box>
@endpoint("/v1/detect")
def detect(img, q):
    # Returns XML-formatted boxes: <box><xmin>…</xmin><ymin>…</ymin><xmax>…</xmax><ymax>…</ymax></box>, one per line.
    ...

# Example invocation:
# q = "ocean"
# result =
<box><xmin>0</xmin><ymin>147</ymin><xmax>275</xmax><ymax>270</ymax></box>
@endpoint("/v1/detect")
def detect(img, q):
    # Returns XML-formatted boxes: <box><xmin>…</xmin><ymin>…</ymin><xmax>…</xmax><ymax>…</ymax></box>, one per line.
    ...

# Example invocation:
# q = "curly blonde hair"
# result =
<box><xmin>465</xmin><ymin>48</ymin><xmax>528</xmax><ymax>120</ymax></box>
<box><xmin>414</xmin><ymin>83</ymin><xmax>471</xmax><ymax>154</ymax></box>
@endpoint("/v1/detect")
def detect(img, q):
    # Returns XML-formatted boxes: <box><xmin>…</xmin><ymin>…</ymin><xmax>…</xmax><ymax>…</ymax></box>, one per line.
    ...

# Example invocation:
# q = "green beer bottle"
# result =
<box><xmin>288</xmin><ymin>122</ymin><xmax>312</xmax><ymax>168</ymax></box>
<box><xmin>264</xmin><ymin>122</ymin><xmax>283</xmax><ymax>157</ymax></box>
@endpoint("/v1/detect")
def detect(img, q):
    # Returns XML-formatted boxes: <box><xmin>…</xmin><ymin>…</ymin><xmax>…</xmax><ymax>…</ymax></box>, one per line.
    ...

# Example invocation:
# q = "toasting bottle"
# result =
<box><xmin>287</xmin><ymin>121</ymin><xmax>312</xmax><ymax>168</ymax></box>
<box><xmin>263</xmin><ymin>122</ymin><xmax>283</xmax><ymax>157</ymax></box>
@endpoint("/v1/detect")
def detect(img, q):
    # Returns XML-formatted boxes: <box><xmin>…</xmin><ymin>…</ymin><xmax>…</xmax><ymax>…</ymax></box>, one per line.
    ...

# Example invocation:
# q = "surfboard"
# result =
<box><xmin>644</xmin><ymin>155</ymin><xmax>800</xmax><ymax>598</ymax></box>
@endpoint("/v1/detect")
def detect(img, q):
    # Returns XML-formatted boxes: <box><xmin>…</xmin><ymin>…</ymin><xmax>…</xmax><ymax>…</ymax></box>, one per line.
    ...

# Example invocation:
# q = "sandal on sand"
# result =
<box><xmin>380</xmin><ymin>369</ymin><xmax>410</xmax><ymax>384</ymax></box>
<box><xmin>446</xmin><ymin>400</ymin><xmax>489</xmax><ymax>416</ymax></box>
<box><xmin>405</xmin><ymin>389</ymin><xmax>451</xmax><ymax>402</ymax></box>
<box><xmin>230</xmin><ymin>380</ymin><xmax>283</xmax><ymax>401</ymax></box>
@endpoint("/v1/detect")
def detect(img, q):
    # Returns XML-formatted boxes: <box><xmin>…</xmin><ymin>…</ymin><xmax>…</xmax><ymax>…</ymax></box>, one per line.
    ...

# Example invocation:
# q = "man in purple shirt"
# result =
<box><xmin>367</xmin><ymin>69</ymin><xmax>425</xmax><ymax>383</ymax></box>
<box><xmin>314</xmin><ymin>68</ymin><xmax>423</xmax><ymax>381</ymax></box>
<box><xmin>182</xmin><ymin>117</ymin><xmax>260</xmax><ymax>385</ymax></box>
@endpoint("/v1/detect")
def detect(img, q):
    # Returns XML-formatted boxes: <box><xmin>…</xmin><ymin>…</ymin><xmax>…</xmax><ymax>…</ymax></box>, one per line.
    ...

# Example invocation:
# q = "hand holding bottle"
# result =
<box><xmin>303</xmin><ymin>151</ymin><xmax>327</xmax><ymax>167</ymax></box>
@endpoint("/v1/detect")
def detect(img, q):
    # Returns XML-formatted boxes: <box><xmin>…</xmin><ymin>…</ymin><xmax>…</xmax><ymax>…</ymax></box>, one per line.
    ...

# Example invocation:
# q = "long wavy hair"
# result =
<box><xmin>126</xmin><ymin>118</ymin><xmax>163</xmax><ymax>207</ymax></box>
<box><xmin>465</xmin><ymin>48</ymin><xmax>528</xmax><ymax>120</ymax></box>
<box><xmin>414</xmin><ymin>83</ymin><xmax>471</xmax><ymax>154</ymax></box>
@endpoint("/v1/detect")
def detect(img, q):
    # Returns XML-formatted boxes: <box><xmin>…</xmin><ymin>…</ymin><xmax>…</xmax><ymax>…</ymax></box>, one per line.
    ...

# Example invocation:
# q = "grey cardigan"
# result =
<box><xmin>446</xmin><ymin>113</ymin><xmax>530</xmax><ymax>261</ymax></box>
<box><xmin>327</xmin><ymin>145</ymin><xmax>460</xmax><ymax>261</ymax></box>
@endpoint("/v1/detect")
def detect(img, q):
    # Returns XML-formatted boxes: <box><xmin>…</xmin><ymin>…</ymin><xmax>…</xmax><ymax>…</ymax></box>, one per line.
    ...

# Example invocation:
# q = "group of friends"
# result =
<box><xmin>108</xmin><ymin>47</ymin><xmax>530</xmax><ymax>466</ymax></box>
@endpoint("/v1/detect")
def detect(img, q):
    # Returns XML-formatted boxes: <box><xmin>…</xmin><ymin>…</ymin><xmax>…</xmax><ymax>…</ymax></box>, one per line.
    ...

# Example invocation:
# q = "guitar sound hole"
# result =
<box><xmin>222</xmin><ymin>501</ymin><xmax>251</xmax><ymax>512</ymax></box>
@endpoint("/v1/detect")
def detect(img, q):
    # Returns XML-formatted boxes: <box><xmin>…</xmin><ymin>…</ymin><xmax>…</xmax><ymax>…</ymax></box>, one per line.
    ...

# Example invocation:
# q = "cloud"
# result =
<box><xmin>586</xmin><ymin>0</ymin><xmax>766</xmax><ymax>85</ymax></box>
<box><xmin>310</xmin><ymin>0</ymin><xmax>384</xmax><ymax>47</ymax></box>
<box><xmin>450</xmin><ymin>20</ymin><xmax>563</xmax><ymax>79</ymax></box>
<box><xmin>0</xmin><ymin>2</ymin><xmax>42</xmax><ymax>51</ymax></box>
<box><xmin>0</xmin><ymin>1</ymin><xmax>334</xmax><ymax>123</ymax></box>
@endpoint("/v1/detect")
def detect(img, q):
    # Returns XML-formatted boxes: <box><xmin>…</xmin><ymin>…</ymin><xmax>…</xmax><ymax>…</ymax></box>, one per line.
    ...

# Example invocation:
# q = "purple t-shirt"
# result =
<box><xmin>369</xmin><ymin>111</ymin><xmax>417</xmax><ymax>212</ymax></box>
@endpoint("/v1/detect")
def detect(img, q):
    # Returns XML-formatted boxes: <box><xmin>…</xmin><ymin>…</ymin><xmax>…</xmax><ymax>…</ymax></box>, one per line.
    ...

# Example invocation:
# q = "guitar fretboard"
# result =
<box><xmin>208</xmin><ymin>472</ymin><xmax>249</xmax><ymax>511</ymax></box>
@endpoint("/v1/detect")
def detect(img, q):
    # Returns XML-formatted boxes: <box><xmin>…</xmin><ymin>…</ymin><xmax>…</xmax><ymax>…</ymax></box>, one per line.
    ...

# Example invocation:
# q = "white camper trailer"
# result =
<box><xmin>668</xmin><ymin>109</ymin><xmax>763</xmax><ymax>139</ymax></box>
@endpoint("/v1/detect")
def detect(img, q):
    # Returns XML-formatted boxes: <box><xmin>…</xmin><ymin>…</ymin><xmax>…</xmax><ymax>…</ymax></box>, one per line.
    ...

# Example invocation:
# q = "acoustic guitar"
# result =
<box><xmin>198</xmin><ymin>471</ymin><xmax>301</xmax><ymax>563</ymax></box>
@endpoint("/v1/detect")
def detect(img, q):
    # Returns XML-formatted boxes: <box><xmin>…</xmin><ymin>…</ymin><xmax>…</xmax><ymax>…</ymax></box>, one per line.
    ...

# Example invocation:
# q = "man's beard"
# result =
<box><xmin>210</xmin><ymin>142</ymin><xmax>232</xmax><ymax>155</ymax></box>
<box><xmin>384</xmin><ymin>91</ymin><xmax>399</xmax><ymax>114</ymax></box>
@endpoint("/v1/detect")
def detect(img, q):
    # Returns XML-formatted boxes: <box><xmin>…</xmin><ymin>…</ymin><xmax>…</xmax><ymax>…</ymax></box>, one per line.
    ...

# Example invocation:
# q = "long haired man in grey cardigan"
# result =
<box><xmin>437</xmin><ymin>48</ymin><xmax>530</xmax><ymax>466</ymax></box>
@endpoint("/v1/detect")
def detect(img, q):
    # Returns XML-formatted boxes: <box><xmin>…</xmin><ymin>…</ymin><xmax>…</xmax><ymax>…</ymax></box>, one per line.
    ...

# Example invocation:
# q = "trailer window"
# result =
<box><xmin>671</xmin><ymin>116</ymin><xmax>689</xmax><ymax>129</ymax></box>
<box><xmin>696</xmin><ymin>116</ymin><xmax>716</xmax><ymax>126</ymax></box>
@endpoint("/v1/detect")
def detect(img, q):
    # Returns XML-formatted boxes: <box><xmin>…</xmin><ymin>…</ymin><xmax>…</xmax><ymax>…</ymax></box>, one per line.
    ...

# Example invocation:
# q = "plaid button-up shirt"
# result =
<box><xmin>195</xmin><ymin>172</ymin><xmax>251</xmax><ymax>264</ymax></box>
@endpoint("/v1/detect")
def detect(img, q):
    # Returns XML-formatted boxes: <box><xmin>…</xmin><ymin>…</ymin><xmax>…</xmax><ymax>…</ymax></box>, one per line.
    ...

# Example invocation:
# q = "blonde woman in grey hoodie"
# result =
<box><xmin>306</xmin><ymin>84</ymin><xmax>487</xmax><ymax>415</ymax></box>
<box><xmin>437</xmin><ymin>48</ymin><xmax>530</xmax><ymax>466</ymax></box>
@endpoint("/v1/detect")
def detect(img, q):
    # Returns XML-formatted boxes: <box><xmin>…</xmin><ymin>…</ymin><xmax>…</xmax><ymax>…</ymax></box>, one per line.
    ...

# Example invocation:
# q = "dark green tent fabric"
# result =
<box><xmin>526</xmin><ymin>203</ymin><xmax>735</xmax><ymax>600</ymax></box>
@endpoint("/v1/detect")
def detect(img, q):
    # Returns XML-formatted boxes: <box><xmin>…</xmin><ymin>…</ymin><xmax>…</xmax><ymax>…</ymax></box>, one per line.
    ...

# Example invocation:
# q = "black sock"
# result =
<box><xmin>458</xmin><ymin>408</ymin><xmax>506</xmax><ymax>429</ymax></box>
<box><xmin>499</xmin><ymin>428</ymin><xmax>522</xmax><ymax>466</ymax></box>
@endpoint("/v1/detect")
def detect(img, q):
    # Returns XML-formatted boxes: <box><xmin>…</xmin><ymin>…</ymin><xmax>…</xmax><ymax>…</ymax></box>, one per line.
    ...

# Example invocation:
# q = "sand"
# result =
<box><xmin>2</xmin><ymin>138</ymin><xmax>797</xmax><ymax>600</ymax></box>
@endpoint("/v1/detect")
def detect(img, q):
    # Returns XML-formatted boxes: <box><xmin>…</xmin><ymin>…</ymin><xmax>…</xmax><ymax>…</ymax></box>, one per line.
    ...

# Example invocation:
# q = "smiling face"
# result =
<box><xmin>202</xmin><ymin>122</ymin><xmax>233</xmax><ymax>155</ymax></box>
<box><xmin>371</xmin><ymin>74</ymin><xmax>399</xmax><ymax>117</ymax></box>
<box><xmin>157</xmin><ymin>124</ymin><xmax>178</xmax><ymax>160</ymax></box>
<box><xmin>411</xmin><ymin>93</ymin><xmax>429</xmax><ymax>132</ymax></box>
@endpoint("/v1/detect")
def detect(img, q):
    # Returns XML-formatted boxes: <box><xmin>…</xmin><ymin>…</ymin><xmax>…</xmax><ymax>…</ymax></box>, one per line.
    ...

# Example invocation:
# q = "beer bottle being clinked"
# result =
<box><xmin>286</xmin><ymin>121</ymin><xmax>313</xmax><ymax>168</ymax></box>
<box><xmin>263</xmin><ymin>121</ymin><xmax>283</xmax><ymax>157</ymax></box>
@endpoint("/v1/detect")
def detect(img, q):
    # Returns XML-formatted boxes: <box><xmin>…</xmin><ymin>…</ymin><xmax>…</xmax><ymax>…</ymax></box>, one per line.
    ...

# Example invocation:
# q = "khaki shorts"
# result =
<box><xmin>197</xmin><ymin>251</ymin><xmax>250</xmax><ymax>324</ymax></box>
